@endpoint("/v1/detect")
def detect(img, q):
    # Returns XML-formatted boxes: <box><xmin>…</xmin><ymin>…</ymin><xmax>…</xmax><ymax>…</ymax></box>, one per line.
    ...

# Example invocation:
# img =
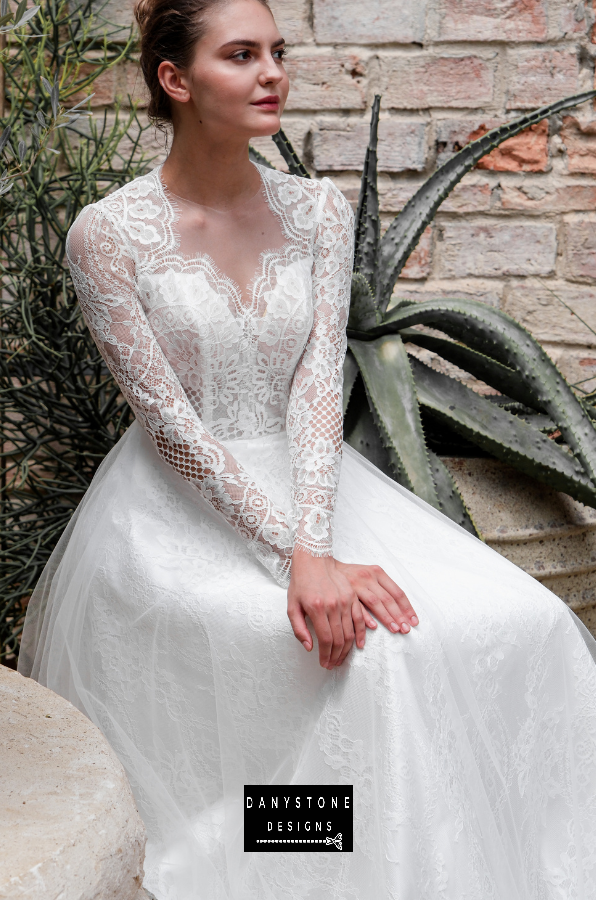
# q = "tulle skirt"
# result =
<box><xmin>19</xmin><ymin>420</ymin><xmax>596</xmax><ymax>900</ymax></box>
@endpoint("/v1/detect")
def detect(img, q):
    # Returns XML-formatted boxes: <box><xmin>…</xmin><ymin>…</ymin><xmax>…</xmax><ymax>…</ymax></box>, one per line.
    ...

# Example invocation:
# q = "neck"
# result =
<box><xmin>160</xmin><ymin>120</ymin><xmax>261</xmax><ymax>211</ymax></box>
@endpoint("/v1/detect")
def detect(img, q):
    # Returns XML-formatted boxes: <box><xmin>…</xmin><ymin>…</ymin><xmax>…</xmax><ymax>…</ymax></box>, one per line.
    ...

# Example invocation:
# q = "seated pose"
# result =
<box><xmin>19</xmin><ymin>0</ymin><xmax>596</xmax><ymax>897</ymax></box>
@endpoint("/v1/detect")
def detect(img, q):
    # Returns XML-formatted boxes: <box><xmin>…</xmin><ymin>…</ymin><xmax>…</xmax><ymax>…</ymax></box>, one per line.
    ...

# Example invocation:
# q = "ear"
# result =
<box><xmin>158</xmin><ymin>60</ymin><xmax>191</xmax><ymax>105</ymax></box>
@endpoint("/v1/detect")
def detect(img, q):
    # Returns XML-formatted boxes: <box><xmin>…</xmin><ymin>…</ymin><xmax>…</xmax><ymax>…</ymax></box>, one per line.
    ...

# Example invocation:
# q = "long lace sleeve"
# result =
<box><xmin>66</xmin><ymin>205</ymin><xmax>294</xmax><ymax>587</ymax></box>
<box><xmin>286</xmin><ymin>179</ymin><xmax>355</xmax><ymax>557</ymax></box>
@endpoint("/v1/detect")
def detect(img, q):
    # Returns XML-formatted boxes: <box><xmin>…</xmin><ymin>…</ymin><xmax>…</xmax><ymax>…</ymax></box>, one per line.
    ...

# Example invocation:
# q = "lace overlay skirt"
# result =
<box><xmin>19</xmin><ymin>421</ymin><xmax>596</xmax><ymax>900</ymax></box>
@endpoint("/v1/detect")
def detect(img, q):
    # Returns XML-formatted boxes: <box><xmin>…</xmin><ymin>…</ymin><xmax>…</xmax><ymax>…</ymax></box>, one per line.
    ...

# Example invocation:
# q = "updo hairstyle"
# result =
<box><xmin>134</xmin><ymin>0</ymin><xmax>271</xmax><ymax>126</ymax></box>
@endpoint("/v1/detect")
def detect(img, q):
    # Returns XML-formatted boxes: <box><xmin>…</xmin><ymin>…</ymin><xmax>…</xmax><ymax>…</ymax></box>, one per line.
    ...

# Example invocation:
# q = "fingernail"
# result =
<box><xmin>410</xmin><ymin>616</ymin><xmax>419</xmax><ymax>625</ymax></box>
<box><xmin>390</xmin><ymin>622</ymin><xmax>399</xmax><ymax>632</ymax></box>
<box><xmin>302</xmin><ymin>641</ymin><xmax>310</xmax><ymax>650</ymax></box>
<box><xmin>401</xmin><ymin>623</ymin><xmax>410</xmax><ymax>633</ymax></box>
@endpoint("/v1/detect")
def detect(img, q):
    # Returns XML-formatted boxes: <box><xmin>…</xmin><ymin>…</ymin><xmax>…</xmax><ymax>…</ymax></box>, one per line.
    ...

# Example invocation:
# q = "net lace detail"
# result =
<box><xmin>65</xmin><ymin>164</ymin><xmax>354</xmax><ymax>586</ymax></box>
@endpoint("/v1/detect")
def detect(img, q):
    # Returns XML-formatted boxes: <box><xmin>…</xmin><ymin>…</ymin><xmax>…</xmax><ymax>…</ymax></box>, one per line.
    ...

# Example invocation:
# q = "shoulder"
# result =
<box><xmin>67</xmin><ymin>168</ymin><xmax>162</xmax><ymax>248</ymax></box>
<box><xmin>257</xmin><ymin>164</ymin><xmax>354</xmax><ymax>230</ymax></box>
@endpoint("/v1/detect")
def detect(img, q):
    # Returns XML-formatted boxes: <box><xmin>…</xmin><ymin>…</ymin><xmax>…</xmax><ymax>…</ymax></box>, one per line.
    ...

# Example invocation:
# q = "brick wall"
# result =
<box><xmin>102</xmin><ymin>0</ymin><xmax>596</xmax><ymax>391</ymax></box>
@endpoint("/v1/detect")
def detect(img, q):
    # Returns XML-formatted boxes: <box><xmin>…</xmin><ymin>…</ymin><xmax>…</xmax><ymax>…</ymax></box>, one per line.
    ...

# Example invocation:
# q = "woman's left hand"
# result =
<box><xmin>333</xmin><ymin>560</ymin><xmax>418</xmax><ymax>639</ymax></box>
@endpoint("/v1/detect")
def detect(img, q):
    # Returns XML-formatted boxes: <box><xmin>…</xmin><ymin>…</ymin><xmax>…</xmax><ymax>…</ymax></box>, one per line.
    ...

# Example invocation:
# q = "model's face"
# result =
<box><xmin>159</xmin><ymin>0</ymin><xmax>290</xmax><ymax>140</ymax></box>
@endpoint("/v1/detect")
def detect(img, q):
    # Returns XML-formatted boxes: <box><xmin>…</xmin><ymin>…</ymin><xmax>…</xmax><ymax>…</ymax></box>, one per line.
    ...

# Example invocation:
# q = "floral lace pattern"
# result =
<box><xmin>65</xmin><ymin>164</ymin><xmax>354</xmax><ymax>585</ymax></box>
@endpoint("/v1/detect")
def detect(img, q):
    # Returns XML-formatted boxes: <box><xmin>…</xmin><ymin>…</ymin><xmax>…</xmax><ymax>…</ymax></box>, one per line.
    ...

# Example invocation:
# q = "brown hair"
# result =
<box><xmin>134</xmin><ymin>0</ymin><xmax>271</xmax><ymax>126</ymax></box>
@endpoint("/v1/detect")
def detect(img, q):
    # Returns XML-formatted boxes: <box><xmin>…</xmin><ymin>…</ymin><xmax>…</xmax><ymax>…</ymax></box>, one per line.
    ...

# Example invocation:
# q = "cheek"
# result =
<box><xmin>192</xmin><ymin>66</ymin><xmax>253</xmax><ymax>112</ymax></box>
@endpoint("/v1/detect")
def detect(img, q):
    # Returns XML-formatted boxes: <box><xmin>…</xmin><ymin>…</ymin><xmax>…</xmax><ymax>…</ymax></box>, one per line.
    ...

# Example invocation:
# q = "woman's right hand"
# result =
<box><xmin>287</xmin><ymin>548</ymin><xmax>418</xmax><ymax>670</ymax></box>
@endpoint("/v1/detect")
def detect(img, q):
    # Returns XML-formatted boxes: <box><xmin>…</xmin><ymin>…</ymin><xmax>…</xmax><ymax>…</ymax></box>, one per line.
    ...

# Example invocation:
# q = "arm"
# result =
<box><xmin>66</xmin><ymin>204</ymin><xmax>293</xmax><ymax>586</ymax></box>
<box><xmin>285</xmin><ymin>178</ymin><xmax>355</xmax><ymax>557</ymax></box>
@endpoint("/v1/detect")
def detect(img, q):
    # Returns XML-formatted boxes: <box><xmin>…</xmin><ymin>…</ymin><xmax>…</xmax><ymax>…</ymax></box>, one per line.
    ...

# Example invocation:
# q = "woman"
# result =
<box><xmin>18</xmin><ymin>0</ymin><xmax>596</xmax><ymax>897</ymax></box>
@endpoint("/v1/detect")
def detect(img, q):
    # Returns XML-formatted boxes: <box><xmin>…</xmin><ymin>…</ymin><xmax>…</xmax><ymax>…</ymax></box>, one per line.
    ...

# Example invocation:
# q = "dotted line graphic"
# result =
<box><xmin>256</xmin><ymin>834</ymin><xmax>343</xmax><ymax>849</ymax></box>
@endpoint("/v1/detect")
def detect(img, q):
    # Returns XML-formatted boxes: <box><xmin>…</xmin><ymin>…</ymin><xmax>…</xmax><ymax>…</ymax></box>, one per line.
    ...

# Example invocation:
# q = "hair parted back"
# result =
<box><xmin>134</xmin><ymin>0</ymin><xmax>271</xmax><ymax>126</ymax></box>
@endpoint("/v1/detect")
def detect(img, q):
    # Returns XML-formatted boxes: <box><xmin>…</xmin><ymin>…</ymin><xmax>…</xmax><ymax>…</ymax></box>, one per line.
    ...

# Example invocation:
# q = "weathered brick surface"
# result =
<box><xmin>398</xmin><ymin>226</ymin><xmax>433</xmax><ymax>280</ymax></box>
<box><xmin>382</xmin><ymin>55</ymin><xmax>495</xmax><ymax>110</ymax></box>
<box><xmin>313</xmin><ymin>0</ymin><xmax>426</xmax><ymax>44</ymax></box>
<box><xmin>500</xmin><ymin>181</ymin><xmax>596</xmax><ymax>211</ymax></box>
<box><xmin>506</xmin><ymin>49</ymin><xmax>579</xmax><ymax>109</ymax></box>
<box><xmin>564</xmin><ymin>217</ymin><xmax>596</xmax><ymax>281</ymax></box>
<box><xmin>284</xmin><ymin>55</ymin><xmax>367</xmax><ymax>110</ymax></box>
<box><xmin>560</xmin><ymin>116</ymin><xmax>596</xmax><ymax>173</ymax></box>
<box><xmin>268</xmin><ymin>0</ymin><xmax>308</xmax><ymax>44</ymax></box>
<box><xmin>435</xmin><ymin>118</ymin><xmax>549</xmax><ymax>172</ymax></box>
<box><xmin>437</xmin><ymin>221</ymin><xmax>557</xmax><ymax>278</ymax></box>
<box><xmin>436</xmin><ymin>0</ymin><xmax>547</xmax><ymax>42</ymax></box>
<box><xmin>503</xmin><ymin>283</ymin><xmax>596</xmax><ymax>345</ymax></box>
<box><xmin>313</xmin><ymin>120</ymin><xmax>427</xmax><ymax>172</ymax></box>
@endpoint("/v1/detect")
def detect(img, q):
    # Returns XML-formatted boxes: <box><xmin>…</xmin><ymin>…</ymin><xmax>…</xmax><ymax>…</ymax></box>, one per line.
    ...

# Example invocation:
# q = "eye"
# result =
<box><xmin>273</xmin><ymin>46</ymin><xmax>286</xmax><ymax>61</ymax></box>
<box><xmin>231</xmin><ymin>49</ymin><xmax>252</xmax><ymax>61</ymax></box>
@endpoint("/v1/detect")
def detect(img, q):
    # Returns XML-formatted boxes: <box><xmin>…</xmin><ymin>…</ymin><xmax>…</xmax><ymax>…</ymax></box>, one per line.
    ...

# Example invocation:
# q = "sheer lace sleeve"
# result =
<box><xmin>66</xmin><ymin>204</ymin><xmax>294</xmax><ymax>587</ymax></box>
<box><xmin>286</xmin><ymin>179</ymin><xmax>355</xmax><ymax>557</ymax></box>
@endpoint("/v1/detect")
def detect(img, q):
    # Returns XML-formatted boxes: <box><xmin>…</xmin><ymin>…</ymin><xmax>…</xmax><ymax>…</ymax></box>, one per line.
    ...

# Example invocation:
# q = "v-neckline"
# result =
<box><xmin>154</xmin><ymin>162</ymin><xmax>295</xmax><ymax>315</ymax></box>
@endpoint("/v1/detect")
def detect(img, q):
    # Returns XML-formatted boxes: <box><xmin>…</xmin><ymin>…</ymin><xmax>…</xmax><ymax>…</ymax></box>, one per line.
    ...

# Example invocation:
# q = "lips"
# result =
<box><xmin>252</xmin><ymin>96</ymin><xmax>280</xmax><ymax>109</ymax></box>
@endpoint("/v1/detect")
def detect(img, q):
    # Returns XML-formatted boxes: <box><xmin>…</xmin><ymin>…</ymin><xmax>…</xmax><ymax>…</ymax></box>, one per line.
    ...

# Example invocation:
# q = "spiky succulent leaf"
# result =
<box><xmin>348</xmin><ymin>272</ymin><xmax>381</xmax><ymax>331</ymax></box>
<box><xmin>426</xmin><ymin>450</ymin><xmax>477</xmax><ymax>535</ymax></box>
<box><xmin>399</xmin><ymin>326</ymin><xmax>536</xmax><ymax>407</ymax></box>
<box><xmin>349</xmin><ymin>335</ymin><xmax>440</xmax><ymax>508</ymax></box>
<box><xmin>353</xmin><ymin>94</ymin><xmax>381</xmax><ymax>292</ymax></box>
<box><xmin>411</xmin><ymin>357</ymin><xmax>596</xmax><ymax>507</ymax></box>
<box><xmin>271</xmin><ymin>127</ymin><xmax>310</xmax><ymax>178</ymax></box>
<box><xmin>248</xmin><ymin>145</ymin><xmax>275</xmax><ymax>169</ymax></box>
<box><xmin>377</xmin><ymin>90</ymin><xmax>596</xmax><ymax>310</ymax></box>
<box><xmin>373</xmin><ymin>298</ymin><xmax>596</xmax><ymax>484</ymax></box>
<box><xmin>344</xmin><ymin>394</ymin><xmax>401</xmax><ymax>481</ymax></box>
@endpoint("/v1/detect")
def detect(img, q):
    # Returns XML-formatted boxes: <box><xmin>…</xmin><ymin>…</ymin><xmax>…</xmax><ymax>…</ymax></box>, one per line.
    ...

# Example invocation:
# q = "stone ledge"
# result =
<box><xmin>0</xmin><ymin>665</ymin><xmax>147</xmax><ymax>900</ymax></box>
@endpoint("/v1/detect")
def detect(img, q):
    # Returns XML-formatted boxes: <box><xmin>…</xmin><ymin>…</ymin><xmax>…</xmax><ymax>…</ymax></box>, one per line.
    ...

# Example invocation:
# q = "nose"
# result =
<box><xmin>258</xmin><ymin>54</ymin><xmax>284</xmax><ymax>87</ymax></box>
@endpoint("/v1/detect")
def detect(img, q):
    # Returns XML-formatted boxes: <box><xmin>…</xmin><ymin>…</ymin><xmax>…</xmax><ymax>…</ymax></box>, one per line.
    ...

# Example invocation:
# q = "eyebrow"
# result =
<box><xmin>220</xmin><ymin>37</ymin><xmax>285</xmax><ymax>49</ymax></box>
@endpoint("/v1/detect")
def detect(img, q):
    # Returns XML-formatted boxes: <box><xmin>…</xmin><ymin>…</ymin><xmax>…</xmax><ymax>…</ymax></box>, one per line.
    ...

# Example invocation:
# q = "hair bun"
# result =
<box><xmin>133</xmin><ymin>0</ymin><xmax>154</xmax><ymax>31</ymax></box>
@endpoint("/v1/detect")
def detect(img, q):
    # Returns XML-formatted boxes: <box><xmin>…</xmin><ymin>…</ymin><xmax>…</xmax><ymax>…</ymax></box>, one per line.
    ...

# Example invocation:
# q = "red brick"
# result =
<box><xmin>436</xmin><ymin>118</ymin><xmax>548</xmax><ymax>172</ymax></box>
<box><xmin>564</xmin><ymin>217</ymin><xmax>596</xmax><ymax>282</ymax></box>
<box><xmin>269</xmin><ymin>0</ymin><xmax>308</xmax><ymax>43</ymax></box>
<box><xmin>437</xmin><ymin>221</ymin><xmax>556</xmax><ymax>278</ymax></box>
<box><xmin>559</xmin><ymin>1</ymin><xmax>590</xmax><ymax>37</ymax></box>
<box><xmin>382</xmin><ymin>55</ymin><xmax>494</xmax><ymax>110</ymax></box>
<box><xmin>501</xmin><ymin>182</ymin><xmax>596</xmax><ymax>211</ymax></box>
<box><xmin>397</xmin><ymin>226</ymin><xmax>433</xmax><ymax>280</ymax></box>
<box><xmin>314</xmin><ymin>0</ymin><xmax>425</xmax><ymax>44</ymax></box>
<box><xmin>437</xmin><ymin>0</ymin><xmax>547</xmax><ymax>42</ymax></box>
<box><xmin>560</xmin><ymin>116</ymin><xmax>596</xmax><ymax>174</ymax></box>
<box><xmin>506</xmin><ymin>49</ymin><xmax>579</xmax><ymax>110</ymax></box>
<box><xmin>313</xmin><ymin>120</ymin><xmax>427</xmax><ymax>173</ymax></box>
<box><xmin>284</xmin><ymin>55</ymin><xmax>367</xmax><ymax>111</ymax></box>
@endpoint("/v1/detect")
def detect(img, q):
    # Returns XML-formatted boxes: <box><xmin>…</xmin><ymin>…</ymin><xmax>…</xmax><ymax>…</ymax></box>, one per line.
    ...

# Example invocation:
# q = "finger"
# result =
<box><xmin>312</xmin><ymin>610</ymin><xmax>334</xmax><ymax>669</ymax></box>
<box><xmin>287</xmin><ymin>601</ymin><xmax>313</xmax><ymax>650</ymax></box>
<box><xmin>334</xmin><ymin>603</ymin><xmax>356</xmax><ymax>666</ymax></box>
<box><xmin>375</xmin><ymin>568</ymin><xmax>419</xmax><ymax>624</ymax></box>
<box><xmin>352</xmin><ymin>599</ymin><xmax>367</xmax><ymax>649</ymax></box>
<box><xmin>360</xmin><ymin>587</ymin><xmax>413</xmax><ymax>634</ymax></box>
<box><xmin>327</xmin><ymin>601</ymin><xmax>347</xmax><ymax>668</ymax></box>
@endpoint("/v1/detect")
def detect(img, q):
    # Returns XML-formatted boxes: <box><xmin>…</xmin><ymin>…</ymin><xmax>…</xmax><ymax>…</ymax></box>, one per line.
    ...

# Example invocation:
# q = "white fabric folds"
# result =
<box><xmin>19</xmin><ymin>421</ymin><xmax>596</xmax><ymax>900</ymax></box>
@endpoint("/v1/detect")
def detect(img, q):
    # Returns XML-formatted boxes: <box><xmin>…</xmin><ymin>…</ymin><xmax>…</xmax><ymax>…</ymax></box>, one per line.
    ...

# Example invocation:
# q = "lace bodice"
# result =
<box><xmin>66</xmin><ymin>163</ymin><xmax>354</xmax><ymax>587</ymax></box>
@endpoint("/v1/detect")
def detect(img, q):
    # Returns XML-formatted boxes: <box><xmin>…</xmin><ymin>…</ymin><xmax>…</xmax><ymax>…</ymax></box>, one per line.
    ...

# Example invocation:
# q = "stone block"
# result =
<box><xmin>559</xmin><ymin>0</ymin><xmax>591</xmax><ymax>37</ymax></box>
<box><xmin>500</xmin><ymin>180</ymin><xmax>596</xmax><ymax>211</ymax></box>
<box><xmin>436</xmin><ymin>0</ymin><xmax>547</xmax><ymax>42</ymax></box>
<box><xmin>382</xmin><ymin>55</ymin><xmax>494</xmax><ymax>110</ymax></box>
<box><xmin>312</xmin><ymin>119</ymin><xmax>427</xmax><ymax>172</ymax></box>
<box><xmin>313</xmin><ymin>0</ymin><xmax>426</xmax><ymax>44</ymax></box>
<box><xmin>435</xmin><ymin>118</ymin><xmax>549</xmax><ymax>172</ymax></box>
<box><xmin>284</xmin><ymin>54</ymin><xmax>367</xmax><ymax>110</ymax></box>
<box><xmin>437</xmin><ymin>220</ymin><xmax>557</xmax><ymax>278</ymax></box>
<box><xmin>68</xmin><ymin>64</ymin><xmax>117</xmax><ymax>108</ymax></box>
<box><xmin>117</xmin><ymin>60</ymin><xmax>148</xmax><ymax>108</ymax></box>
<box><xmin>546</xmin><ymin>345</ymin><xmax>596</xmax><ymax>395</ymax></box>
<box><xmin>564</xmin><ymin>216</ymin><xmax>596</xmax><ymax>281</ymax></box>
<box><xmin>560</xmin><ymin>116</ymin><xmax>596</xmax><ymax>174</ymax></box>
<box><xmin>506</xmin><ymin>49</ymin><xmax>579</xmax><ymax>109</ymax></box>
<box><xmin>0</xmin><ymin>665</ymin><xmax>147</xmax><ymax>900</ymax></box>
<box><xmin>269</xmin><ymin>0</ymin><xmax>308</xmax><ymax>43</ymax></box>
<box><xmin>375</xmin><ymin>179</ymin><xmax>492</xmax><ymax>214</ymax></box>
<box><xmin>502</xmin><ymin>281</ymin><xmax>596</xmax><ymax>345</ymax></box>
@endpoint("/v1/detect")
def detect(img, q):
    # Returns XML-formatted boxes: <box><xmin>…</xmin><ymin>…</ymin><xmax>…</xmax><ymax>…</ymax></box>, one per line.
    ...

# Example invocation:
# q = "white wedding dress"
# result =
<box><xmin>18</xmin><ymin>161</ymin><xmax>596</xmax><ymax>900</ymax></box>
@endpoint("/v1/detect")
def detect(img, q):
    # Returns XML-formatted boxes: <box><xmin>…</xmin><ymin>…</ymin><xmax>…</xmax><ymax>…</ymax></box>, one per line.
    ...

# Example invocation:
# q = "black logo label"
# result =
<box><xmin>244</xmin><ymin>785</ymin><xmax>353</xmax><ymax>852</ymax></box>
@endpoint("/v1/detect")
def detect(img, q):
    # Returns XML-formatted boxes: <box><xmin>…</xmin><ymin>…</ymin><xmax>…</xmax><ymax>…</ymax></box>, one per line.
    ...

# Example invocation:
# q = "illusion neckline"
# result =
<box><xmin>156</xmin><ymin>161</ymin><xmax>266</xmax><ymax>214</ymax></box>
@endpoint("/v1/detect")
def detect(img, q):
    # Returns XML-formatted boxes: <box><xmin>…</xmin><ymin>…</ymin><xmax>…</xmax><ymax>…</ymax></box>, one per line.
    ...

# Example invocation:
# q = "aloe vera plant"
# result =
<box><xmin>268</xmin><ymin>92</ymin><xmax>596</xmax><ymax>533</ymax></box>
